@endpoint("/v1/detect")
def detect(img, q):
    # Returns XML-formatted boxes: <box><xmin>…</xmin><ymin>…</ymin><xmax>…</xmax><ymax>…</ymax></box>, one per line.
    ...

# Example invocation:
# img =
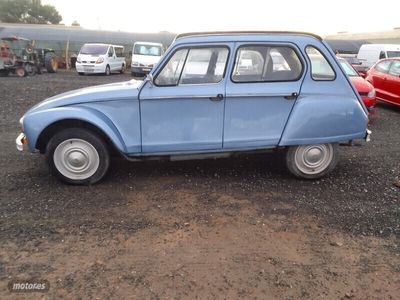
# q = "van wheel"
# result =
<box><xmin>78</xmin><ymin>72</ymin><xmax>84</xmax><ymax>76</ymax></box>
<box><xmin>46</xmin><ymin>128</ymin><xmax>110</xmax><ymax>185</ymax></box>
<box><xmin>286</xmin><ymin>143</ymin><xmax>338</xmax><ymax>179</ymax></box>
<box><xmin>105</xmin><ymin>65</ymin><xmax>111</xmax><ymax>76</ymax></box>
<box><xmin>120</xmin><ymin>64</ymin><xmax>125</xmax><ymax>74</ymax></box>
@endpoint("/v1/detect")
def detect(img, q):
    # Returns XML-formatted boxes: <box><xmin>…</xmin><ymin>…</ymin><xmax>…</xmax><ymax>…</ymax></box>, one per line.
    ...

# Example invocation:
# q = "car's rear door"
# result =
<box><xmin>224</xmin><ymin>43</ymin><xmax>305</xmax><ymax>149</ymax></box>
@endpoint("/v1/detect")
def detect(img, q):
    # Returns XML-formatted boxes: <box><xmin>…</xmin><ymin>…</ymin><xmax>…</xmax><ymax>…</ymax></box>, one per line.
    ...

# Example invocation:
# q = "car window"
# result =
<box><xmin>108</xmin><ymin>47</ymin><xmax>114</xmax><ymax>57</ymax></box>
<box><xmin>387</xmin><ymin>51</ymin><xmax>400</xmax><ymax>58</ymax></box>
<box><xmin>232</xmin><ymin>45</ymin><xmax>302</xmax><ymax>82</ymax></box>
<box><xmin>375</xmin><ymin>60</ymin><xmax>391</xmax><ymax>73</ymax></box>
<box><xmin>155</xmin><ymin>47</ymin><xmax>229</xmax><ymax>86</ymax></box>
<box><xmin>306</xmin><ymin>46</ymin><xmax>335</xmax><ymax>80</ymax></box>
<box><xmin>338</xmin><ymin>59</ymin><xmax>358</xmax><ymax>76</ymax></box>
<box><xmin>388</xmin><ymin>61</ymin><xmax>400</xmax><ymax>76</ymax></box>
<box><xmin>114</xmin><ymin>47</ymin><xmax>124</xmax><ymax>58</ymax></box>
<box><xmin>379</xmin><ymin>51</ymin><xmax>386</xmax><ymax>59</ymax></box>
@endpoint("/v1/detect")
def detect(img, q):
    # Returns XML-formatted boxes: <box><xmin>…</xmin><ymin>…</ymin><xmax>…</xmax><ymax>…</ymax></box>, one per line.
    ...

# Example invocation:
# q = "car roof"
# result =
<box><xmin>175</xmin><ymin>31</ymin><xmax>322</xmax><ymax>42</ymax></box>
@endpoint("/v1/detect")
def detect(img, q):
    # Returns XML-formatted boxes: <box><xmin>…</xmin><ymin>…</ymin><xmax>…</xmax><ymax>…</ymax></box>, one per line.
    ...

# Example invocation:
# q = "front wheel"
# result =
<box><xmin>286</xmin><ymin>143</ymin><xmax>338</xmax><ymax>179</ymax></box>
<box><xmin>46</xmin><ymin>128</ymin><xmax>110</xmax><ymax>185</ymax></box>
<box><xmin>105</xmin><ymin>65</ymin><xmax>111</xmax><ymax>76</ymax></box>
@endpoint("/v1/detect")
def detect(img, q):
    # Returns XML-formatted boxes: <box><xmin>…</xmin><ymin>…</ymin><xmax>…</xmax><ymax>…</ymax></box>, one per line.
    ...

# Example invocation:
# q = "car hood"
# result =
<box><xmin>349</xmin><ymin>76</ymin><xmax>373</xmax><ymax>93</ymax></box>
<box><xmin>27</xmin><ymin>79</ymin><xmax>142</xmax><ymax>114</ymax></box>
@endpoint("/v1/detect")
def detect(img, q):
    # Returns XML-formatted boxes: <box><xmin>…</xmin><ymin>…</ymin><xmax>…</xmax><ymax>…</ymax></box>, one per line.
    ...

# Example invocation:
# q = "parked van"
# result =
<box><xmin>357</xmin><ymin>44</ymin><xmax>400</xmax><ymax>69</ymax></box>
<box><xmin>76</xmin><ymin>43</ymin><xmax>126</xmax><ymax>75</ymax></box>
<box><xmin>131</xmin><ymin>41</ymin><xmax>164</xmax><ymax>76</ymax></box>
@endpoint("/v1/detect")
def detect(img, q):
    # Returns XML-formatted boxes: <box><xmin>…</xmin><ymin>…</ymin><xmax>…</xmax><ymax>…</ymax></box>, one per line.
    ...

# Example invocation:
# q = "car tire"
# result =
<box><xmin>45</xmin><ymin>52</ymin><xmax>58</xmax><ymax>73</ymax></box>
<box><xmin>105</xmin><ymin>65</ymin><xmax>111</xmax><ymax>76</ymax></box>
<box><xmin>286</xmin><ymin>143</ymin><xmax>338</xmax><ymax>179</ymax></box>
<box><xmin>45</xmin><ymin>128</ymin><xmax>110</xmax><ymax>185</ymax></box>
<box><xmin>78</xmin><ymin>72</ymin><xmax>84</xmax><ymax>76</ymax></box>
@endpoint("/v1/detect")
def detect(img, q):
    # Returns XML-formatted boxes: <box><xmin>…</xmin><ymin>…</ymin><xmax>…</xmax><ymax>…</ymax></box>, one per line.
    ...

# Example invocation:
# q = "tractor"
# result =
<box><xmin>0</xmin><ymin>36</ymin><xmax>58</xmax><ymax>77</ymax></box>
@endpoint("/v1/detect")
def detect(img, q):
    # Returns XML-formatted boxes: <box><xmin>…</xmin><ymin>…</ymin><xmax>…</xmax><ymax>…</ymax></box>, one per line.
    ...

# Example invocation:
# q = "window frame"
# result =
<box><xmin>153</xmin><ymin>44</ymin><xmax>231</xmax><ymax>87</ymax></box>
<box><xmin>230</xmin><ymin>43</ymin><xmax>305</xmax><ymax>84</ymax></box>
<box><xmin>305</xmin><ymin>45</ymin><xmax>337</xmax><ymax>81</ymax></box>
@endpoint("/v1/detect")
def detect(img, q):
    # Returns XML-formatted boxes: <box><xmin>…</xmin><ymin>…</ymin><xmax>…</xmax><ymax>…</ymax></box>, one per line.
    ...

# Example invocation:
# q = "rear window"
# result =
<box><xmin>387</xmin><ymin>51</ymin><xmax>400</xmax><ymax>58</ymax></box>
<box><xmin>232</xmin><ymin>45</ymin><xmax>303</xmax><ymax>82</ymax></box>
<box><xmin>306</xmin><ymin>46</ymin><xmax>335</xmax><ymax>80</ymax></box>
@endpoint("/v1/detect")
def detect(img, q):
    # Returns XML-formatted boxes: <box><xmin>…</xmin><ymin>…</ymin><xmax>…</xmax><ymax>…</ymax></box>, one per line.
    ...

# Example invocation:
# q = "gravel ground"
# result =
<box><xmin>0</xmin><ymin>71</ymin><xmax>399</xmax><ymax>299</ymax></box>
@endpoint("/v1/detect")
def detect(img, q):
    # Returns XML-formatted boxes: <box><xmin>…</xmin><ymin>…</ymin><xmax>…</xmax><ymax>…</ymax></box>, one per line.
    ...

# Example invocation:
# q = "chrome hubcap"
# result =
<box><xmin>54</xmin><ymin>139</ymin><xmax>99</xmax><ymax>180</ymax></box>
<box><xmin>294</xmin><ymin>144</ymin><xmax>333</xmax><ymax>175</ymax></box>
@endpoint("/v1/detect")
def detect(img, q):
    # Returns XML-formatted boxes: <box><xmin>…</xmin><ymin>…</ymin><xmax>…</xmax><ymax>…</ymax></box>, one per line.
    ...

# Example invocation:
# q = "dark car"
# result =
<box><xmin>365</xmin><ymin>58</ymin><xmax>400</xmax><ymax>107</ymax></box>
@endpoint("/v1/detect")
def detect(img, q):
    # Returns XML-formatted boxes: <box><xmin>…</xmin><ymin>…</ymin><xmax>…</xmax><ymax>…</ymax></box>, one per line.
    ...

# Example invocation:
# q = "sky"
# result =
<box><xmin>42</xmin><ymin>0</ymin><xmax>400</xmax><ymax>36</ymax></box>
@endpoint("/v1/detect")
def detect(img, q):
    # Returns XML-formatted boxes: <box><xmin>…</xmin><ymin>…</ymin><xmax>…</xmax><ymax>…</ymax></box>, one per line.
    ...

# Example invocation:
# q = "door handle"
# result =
<box><xmin>209</xmin><ymin>94</ymin><xmax>224</xmax><ymax>101</ymax></box>
<box><xmin>284</xmin><ymin>92</ymin><xmax>298</xmax><ymax>100</ymax></box>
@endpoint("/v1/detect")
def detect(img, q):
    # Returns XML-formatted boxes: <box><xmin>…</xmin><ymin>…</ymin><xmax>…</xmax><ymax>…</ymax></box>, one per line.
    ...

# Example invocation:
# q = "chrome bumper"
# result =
<box><xmin>365</xmin><ymin>129</ymin><xmax>372</xmax><ymax>142</ymax></box>
<box><xmin>16</xmin><ymin>133</ymin><xmax>26</xmax><ymax>151</ymax></box>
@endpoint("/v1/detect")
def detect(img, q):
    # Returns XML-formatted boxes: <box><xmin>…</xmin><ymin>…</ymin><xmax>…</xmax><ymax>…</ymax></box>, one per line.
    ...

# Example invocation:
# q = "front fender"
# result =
<box><xmin>23</xmin><ymin>106</ymin><xmax>127</xmax><ymax>153</ymax></box>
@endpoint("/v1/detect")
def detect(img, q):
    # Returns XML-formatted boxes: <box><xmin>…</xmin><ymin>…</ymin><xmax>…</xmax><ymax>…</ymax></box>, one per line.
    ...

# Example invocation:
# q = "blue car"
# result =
<box><xmin>16</xmin><ymin>31</ymin><xmax>371</xmax><ymax>184</ymax></box>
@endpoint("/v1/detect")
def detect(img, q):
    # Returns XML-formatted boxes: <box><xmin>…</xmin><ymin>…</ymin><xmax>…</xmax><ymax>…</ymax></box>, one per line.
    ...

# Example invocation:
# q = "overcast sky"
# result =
<box><xmin>42</xmin><ymin>0</ymin><xmax>399</xmax><ymax>35</ymax></box>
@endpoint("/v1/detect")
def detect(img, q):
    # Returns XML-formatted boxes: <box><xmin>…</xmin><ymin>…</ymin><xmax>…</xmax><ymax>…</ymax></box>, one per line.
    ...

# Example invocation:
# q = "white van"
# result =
<box><xmin>357</xmin><ymin>44</ymin><xmax>400</xmax><ymax>69</ymax></box>
<box><xmin>76</xmin><ymin>44</ymin><xmax>126</xmax><ymax>75</ymax></box>
<box><xmin>131</xmin><ymin>41</ymin><xmax>164</xmax><ymax>76</ymax></box>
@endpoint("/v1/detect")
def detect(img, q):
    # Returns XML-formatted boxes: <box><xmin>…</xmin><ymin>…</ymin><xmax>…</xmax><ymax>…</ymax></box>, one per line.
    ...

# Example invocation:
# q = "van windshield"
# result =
<box><xmin>134</xmin><ymin>44</ymin><xmax>161</xmax><ymax>56</ymax></box>
<box><xmin>80</xmin><ymin>44</ymin><xmax>108</xmax><ymax>55</ymax></box>
<box><xmin>387</xmin><ymin>51</ymin><xmax>400</xmax><ymax>58</ymax></box>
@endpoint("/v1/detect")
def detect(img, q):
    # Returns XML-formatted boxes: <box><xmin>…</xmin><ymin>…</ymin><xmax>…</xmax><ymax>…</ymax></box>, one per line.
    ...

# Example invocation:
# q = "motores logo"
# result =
<box><xmin>8</xmin><ymin>279</ymin><xmax>50</xmax><ymax>293</ymax></box>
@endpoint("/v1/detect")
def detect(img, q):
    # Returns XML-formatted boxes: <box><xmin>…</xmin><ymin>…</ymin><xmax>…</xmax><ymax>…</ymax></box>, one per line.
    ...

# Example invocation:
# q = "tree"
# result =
<box><xmin>0</xmin><ymin>0</ymin><xmax>62</xmax><ymax>24</ymax></box>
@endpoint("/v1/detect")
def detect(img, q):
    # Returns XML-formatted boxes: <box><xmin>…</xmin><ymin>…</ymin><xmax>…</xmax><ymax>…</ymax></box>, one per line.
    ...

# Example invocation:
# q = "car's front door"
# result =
<box><xmin>139</xmin><ymin>44</ymin><xmax>232</xmax><ymax>153</ymax></box>
<box><xmin>385</xmin><ymin>59</ymin><xmax>400</xmax><ymax>105</ymax></box>
<box><xmin>224</xmin><ymin>43</ymin><xmax>305</xmax><ymax>149</ymax></box>
<box><xmin>108</xmin><ymin>46</ymin><xmax>116</xmax><ymax>70</ymax></box>
<box><xmin>371</xmin><ymin>60</ymin><xmax>392</xmax><ymax>100</ymax></box>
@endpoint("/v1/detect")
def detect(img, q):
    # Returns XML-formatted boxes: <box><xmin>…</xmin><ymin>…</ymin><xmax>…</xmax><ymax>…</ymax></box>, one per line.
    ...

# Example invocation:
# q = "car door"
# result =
<box><xmin>107</xmin><ymin>46</ymin><xmax>116</xmax><ymax>70</ymax></box>
<box><xmin>370</xmin><ymin>60</ymin><xmax>392</xmax><ymax>100</ymax></box>
<box><xmin>224</xmin><ymin>43</ymin><xmax>304</xmax><ymax>148</ymax></box>
<box><xmin>385</xmin><ymin>60</ymin><xmax>400</xmax><ymax>105</ymax></box>
<box><xmin>139</xmin><ymin>44</ymin><xmax>232</xmax><ymax>153</ymax></box>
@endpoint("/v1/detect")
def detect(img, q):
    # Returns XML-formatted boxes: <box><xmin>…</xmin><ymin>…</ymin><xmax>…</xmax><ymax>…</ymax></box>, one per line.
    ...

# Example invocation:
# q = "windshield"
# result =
<box><xmin>339</xmin><ymin>59</ymin><xmax>358</xmax><ymax>76</ymax></box>
<box><xmin>387</xmin><ymin>51</ymin><xmax>400</xmax><ymax>58</ymax></box>
<box><xmin>80</xmin><ymin>44</ymin><xmax>108</xmax><ymax>55</ymax></box>
<box><xmin>133</xmin><ymin>44</ymin><xmax>161</xmax><ymax>56</ymax></box>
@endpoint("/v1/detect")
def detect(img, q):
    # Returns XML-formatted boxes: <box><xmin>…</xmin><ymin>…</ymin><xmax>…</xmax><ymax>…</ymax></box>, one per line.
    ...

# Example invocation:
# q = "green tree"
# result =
<box><xmin>0</xmin><ymin>0</ymin><xmax>62</xmax><ymax>24</ymax></box>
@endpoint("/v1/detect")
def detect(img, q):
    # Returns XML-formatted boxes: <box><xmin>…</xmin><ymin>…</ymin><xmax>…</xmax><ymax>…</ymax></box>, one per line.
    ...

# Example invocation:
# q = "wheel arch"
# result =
<box><xmin>36</xmin><ymin>119</ymin><xmax>123</xmax><ymax>156</ymax></box>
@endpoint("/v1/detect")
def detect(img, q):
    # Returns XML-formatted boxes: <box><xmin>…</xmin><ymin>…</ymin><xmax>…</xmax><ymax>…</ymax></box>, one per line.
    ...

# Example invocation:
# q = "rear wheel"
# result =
<box><xmin>45</xmin><ymin>128</ymin><xmax>110</xmax><ymax>185</ymax></box>
<box><xmin>286</xmin><ymin>143</ymin><xmax>338</xmax><ymax>179</ymax></box>
<box><xmin>45</xmin><ymin>52</ymin><xmax>58</xmax><ymax>73</ymax></box>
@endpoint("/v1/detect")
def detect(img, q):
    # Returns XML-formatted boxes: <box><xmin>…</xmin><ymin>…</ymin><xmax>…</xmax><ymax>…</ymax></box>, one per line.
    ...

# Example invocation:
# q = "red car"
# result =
<box><xmin>365</xmin><ymin>58</ymin><xmax>400</xmax><ymax>107</ymax></box>
<box><xmin>337</xmin><ymin>57</ymin><xmax>376</xmax><ymax>111</ymax></box>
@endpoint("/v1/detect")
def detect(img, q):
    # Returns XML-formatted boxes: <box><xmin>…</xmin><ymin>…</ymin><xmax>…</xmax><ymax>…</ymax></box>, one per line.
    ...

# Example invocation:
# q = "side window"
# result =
<box><xmin>388</xmin><ymin>61</ymin><xmax>400</xmax><ymax>76</ymax></box>
<box><xmin>115</xmin><ymin>47</ymin><xmax>124</xmax><ymax>57</ymax></box>
<box><xmin>306</xmin><ymin>46</ymin><xmax>335</xmax><ymax>80</ymax></box>
<box><xmin>232</xmin><ymin>45</ymin><xmax>302</xmax><ymax>82</ymax></box>
<box><xmin>108</xmin><ymin>46</ymin><xmax>114</xmax><ymax>57</ymax></box>
<box><xmin>155</xmin><ymin>47</ymin><xmax>229</xmax><ymax>86</ymax></box>
<box><xmin>379</xmin><ymin>51</ymin><xmax>386</xmax><ymax>59</ymax></box>
<box><xmin>155</xmin><ymin>48</ymin><xmax>188</xmax><ymax>86</ymax></box>
<box><xmin>375</xmin><ymin>60</ymin><xmax>391</xmax><ymax>73</ymax></box>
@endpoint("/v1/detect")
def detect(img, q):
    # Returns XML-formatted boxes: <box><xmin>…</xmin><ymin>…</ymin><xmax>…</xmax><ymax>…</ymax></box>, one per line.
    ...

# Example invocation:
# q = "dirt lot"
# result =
<box><xmin>0</xmin><ymin>71</ymin><xmax>399</xmax><ymax>299</ymax></box>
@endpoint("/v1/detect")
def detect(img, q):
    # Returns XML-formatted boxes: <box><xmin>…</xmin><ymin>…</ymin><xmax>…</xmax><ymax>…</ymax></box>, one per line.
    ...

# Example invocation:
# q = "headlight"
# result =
<box><xmin>96</xmin><ymin>57</ymin><xmax>104</xmax><ymax>64</ymax></box>
<box><xmin>367</xmin><ymin>89</ymin><xmax>376</xmax><ymax>98</ymax></box>
<box><xmin>131</xmin><ymin>61</ymin><xmax>139</xmax><ymax>66</ymax></box>
<box><xmin>77</xmin><ymin>57</ymin><xmax>81</xmax><ymax>63</ymax></box>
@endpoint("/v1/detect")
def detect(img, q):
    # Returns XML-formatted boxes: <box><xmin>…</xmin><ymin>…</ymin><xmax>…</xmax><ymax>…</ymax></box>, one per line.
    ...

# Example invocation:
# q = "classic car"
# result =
<box><xmin>17</xmin><ymin>31</ymin><xmax>371</xmax><ymax>184</ymax></box>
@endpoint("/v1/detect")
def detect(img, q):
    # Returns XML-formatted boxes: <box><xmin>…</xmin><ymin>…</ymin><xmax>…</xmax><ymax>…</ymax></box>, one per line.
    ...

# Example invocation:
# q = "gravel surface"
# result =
<box><xmin>0</xmin><ymin>71</ymin><xmax>399</xmax><ymax>299</ymax></box>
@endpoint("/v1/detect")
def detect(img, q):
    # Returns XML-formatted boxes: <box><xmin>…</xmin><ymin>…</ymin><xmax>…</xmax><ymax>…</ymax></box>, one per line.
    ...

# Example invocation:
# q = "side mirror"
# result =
<box><xmin>145</xmin><ymin>74</ymin><xmax>154</xmax><ymax>86</ymax></box>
